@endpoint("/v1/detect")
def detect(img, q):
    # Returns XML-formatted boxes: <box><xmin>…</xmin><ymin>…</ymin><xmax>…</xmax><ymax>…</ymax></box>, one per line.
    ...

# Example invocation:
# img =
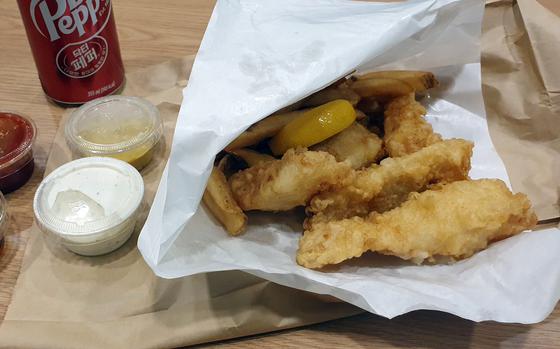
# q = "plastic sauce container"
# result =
<box><xmin>0</xmin><ymin>112</ymin><xmax>36</xmax><ymax>193</ymax></box>
<box><xmin>33</xmin><ymin>157</ymin><xmax>144</xmax><ymax>256</ymax></box>
<box><xmin>0</xmin><ymin>192</ymin><xmax>9</xmax><ymax>249</ymax></box>
<box><xmin>65</xmin><ymin>96</ymin><xmax>163</xmax><ymax>171</ymax></box>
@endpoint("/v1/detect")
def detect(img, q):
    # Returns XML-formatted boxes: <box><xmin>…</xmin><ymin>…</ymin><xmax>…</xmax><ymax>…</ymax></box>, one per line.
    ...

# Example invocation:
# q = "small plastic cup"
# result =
<box><xmin>33</xmin><ymin>157</ymin><xmax>144</xmax><ymax>256</ymax></box>
<box><xmin>65</xmin><ymin>96</ymin><xmax>163</xmax><ymax>171</ymax></box>
<box><xmin>0</xmin><ymin>112</ymin><xmax>36</xmax><ymax>193</ymax></box>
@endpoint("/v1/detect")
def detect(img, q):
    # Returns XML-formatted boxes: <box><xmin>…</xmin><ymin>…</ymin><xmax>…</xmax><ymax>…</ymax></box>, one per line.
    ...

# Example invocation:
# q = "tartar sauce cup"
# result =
<box><xmin>65</xmin><ymin>96</ymin><xmax>163</xmax><ymax>171</ymax></box>
<box><xmin>33</xmin><ymin>157</ymin><xmax>144</xmax><ymax>256</ymax></box>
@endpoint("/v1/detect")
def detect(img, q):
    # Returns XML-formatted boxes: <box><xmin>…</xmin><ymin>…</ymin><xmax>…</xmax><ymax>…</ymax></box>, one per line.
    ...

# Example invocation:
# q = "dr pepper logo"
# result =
<box><xmin>56</xmin><ymin>37</ymin><xmax>108</xmax><ymax>78</ymax></box>
<box><xmin>30</xmin><ymin>0</ymin><xmax>111</xmax><ymax>41</ymax></box>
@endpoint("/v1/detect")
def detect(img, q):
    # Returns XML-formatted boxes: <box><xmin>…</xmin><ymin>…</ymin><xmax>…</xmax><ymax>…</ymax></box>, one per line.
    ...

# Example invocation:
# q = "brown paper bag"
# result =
<box><xmin>482</xmin><ymin>0</ymin><xmax>560</xmax><ymax>220</ymax></box>
<box><xmin>1</xmin><ymin>2</ymin><xmax>559</xmax><ymax>348</ymax></box>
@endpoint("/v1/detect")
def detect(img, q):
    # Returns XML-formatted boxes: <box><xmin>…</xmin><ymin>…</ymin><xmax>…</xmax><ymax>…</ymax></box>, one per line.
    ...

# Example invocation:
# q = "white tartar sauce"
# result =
<box><xmin>33</xmin><ymin>157</ymin><xmax>144</xmax><ymax>256</ymax></box>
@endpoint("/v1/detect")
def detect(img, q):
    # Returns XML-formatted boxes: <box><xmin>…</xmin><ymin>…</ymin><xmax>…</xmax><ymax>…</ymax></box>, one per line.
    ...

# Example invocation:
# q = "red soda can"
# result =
<box><xmin>17</xmin><ymin>0</ymin><xmax>125</xmax><ymax>105</ymax></box>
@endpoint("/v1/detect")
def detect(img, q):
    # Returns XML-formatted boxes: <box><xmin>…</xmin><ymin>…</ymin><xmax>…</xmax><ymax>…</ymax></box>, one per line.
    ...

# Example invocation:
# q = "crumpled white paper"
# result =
<box><xmin>138</xmin><ymin>0</ymin><xmax>560</xmax><ymax>323</ymax></box>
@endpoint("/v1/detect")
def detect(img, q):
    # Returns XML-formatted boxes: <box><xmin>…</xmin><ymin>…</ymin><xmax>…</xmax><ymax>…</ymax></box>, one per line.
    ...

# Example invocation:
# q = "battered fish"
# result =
<box><xmin>229</xmin><ymin>148</ymin><xmax>353</xmax><ymax>211</ymax></box>
<box><xmin>307</xmin><ymin>138</ymin><xmax>473</xmax><ymax>225</ymax></box>
<box><xmin>298</xmin><ymin>179</ymin><xmax>538</xmax><ymax>269</ymax></box>
<box><xmin>384</xmin><ymin>94</ymin><xmax>442</xmax><ymax>157</ymax></box>
<box><xmin>311</xmin><ymin>122</ymin><xmax>384</xmax><ymax>169</ymax></box>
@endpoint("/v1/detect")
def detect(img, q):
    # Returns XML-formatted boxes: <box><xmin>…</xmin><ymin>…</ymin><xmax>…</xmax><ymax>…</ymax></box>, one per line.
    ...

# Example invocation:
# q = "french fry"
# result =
<box><xmin>225</xmin><ymin>110</ymin><xmax>304</xmax><ymax>151</ymax></box>
<box><xmin>353</xmin><ymin>70</ymin><xmax>438</xmax><ymax>92</ymax></box>
<box><xmin>230</xmin><ymin>148</ymin><xmax>275</xmax><ymax>167</ymax></box>
<box><xmin>216</xmin><ymin>154</ymin><xmax>245</xmax><ymax>178</ymax></box>
<box><xmin>332</xmin><ymin>76</ymin><xmax>351</xmax><ymax>88</ymax></box>
<box><xmin>355</xmin><ymin>109</ymin><xmax>370</xmax><ymax>130</ymax></box>
<box><xmin>356</xmin><ymin>97</ymin><xmax>381</xmax><ymax>114</ymax></box>
<box><xmin>203</xmin><ymin>167</ymin><xmax>248</xmax><ymax>236</ymax></box>
<box><xmin>273</xmin><ymin>100</ymin><xmax>304</xmax><ymax>115</ymax></box>
<box><xmin>301</xmin><ymin>85</ymin><xmax>360</xmax><ymax>108</ymax></box>
<box><xmin>354</xmin><ymin>109</ymin><xmax>367</xmax><ymax>121</ymax></box>
<box><xmin>350</xmin><ymin>77</ymin><xmax>415</xmax><ymax>99</ymax></box>
<box><xmin>217</xmin><ymin>154</ymin><xmax>230</xmax><ymax>172</ymax></box>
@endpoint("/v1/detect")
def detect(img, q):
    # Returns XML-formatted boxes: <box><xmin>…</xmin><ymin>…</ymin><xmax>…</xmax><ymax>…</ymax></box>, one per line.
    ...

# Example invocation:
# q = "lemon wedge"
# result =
<box><xmin>270</xmin><ymin>99</ymin><xmax>356</xmax><ymax>155</ymax></box>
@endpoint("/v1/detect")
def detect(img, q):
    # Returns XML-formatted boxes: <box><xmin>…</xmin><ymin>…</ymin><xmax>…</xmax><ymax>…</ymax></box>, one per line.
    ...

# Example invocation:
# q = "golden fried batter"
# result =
<box><xmin>307</xmin><ymin>139</ymin><xmax>473</xmax><ymax>225</ymax></box>
<box><xmin>229</xmin><ymin>149</ymin><xmax>353</xmax><ymax>211</ymax></box>
<box><xmin>311</xmin><ymin>122</ymin><xmax>384</xmax><ymax>169</ymax></box>
<box><xmin>384</xmin><ymin>94</ymin><xmax>442</xmax><ymax>157</ymax></box>
<box><xmin>298</xmin><ymin>179</ymin><xmax>538</xmax><ymax>269</ymax></box>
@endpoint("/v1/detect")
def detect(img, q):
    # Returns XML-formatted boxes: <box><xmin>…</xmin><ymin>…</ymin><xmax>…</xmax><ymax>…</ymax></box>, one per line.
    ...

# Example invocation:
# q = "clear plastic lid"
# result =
<box><xmin>65</xmin><ymin>96</ymin><xmax>162</xmax><ymax>156</ymax></box>
<box><xmin>33</xmin><ymin>157</ymin><xmax>144</xmax><ymax>237</ymax></box>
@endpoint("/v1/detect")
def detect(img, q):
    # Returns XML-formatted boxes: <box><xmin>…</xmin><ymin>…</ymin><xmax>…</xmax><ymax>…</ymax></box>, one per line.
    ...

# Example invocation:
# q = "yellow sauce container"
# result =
<box><xmin>65</xmin><ymin>96</ymin><xmax>163</xmax><ymax>170</ymax></box>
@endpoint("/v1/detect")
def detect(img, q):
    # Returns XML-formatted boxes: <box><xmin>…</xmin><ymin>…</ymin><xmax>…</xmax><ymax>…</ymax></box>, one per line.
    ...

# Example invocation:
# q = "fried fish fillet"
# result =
<box><xmin>229</xmin><ymin>149</ymin><xmax>353</xmax><ymax>211</ymax></box>
<box><xmin>311</xmin><ymin>122</ymin><xmax>384</xmax><ymax>169</ymax></box>
<box><xmin>307</xmin><ymin>139</ymin><xmax>473</xmax><ymax>225</ymax></box>
<box><xmin>383</xmin><ymin>94</ymin><xmax>442</xmax><ymax>157</ymax></box>
<box><xmin>298</xmin><ymin>179</ymin><xmax>538</xmax><ymax>269</ymax></box>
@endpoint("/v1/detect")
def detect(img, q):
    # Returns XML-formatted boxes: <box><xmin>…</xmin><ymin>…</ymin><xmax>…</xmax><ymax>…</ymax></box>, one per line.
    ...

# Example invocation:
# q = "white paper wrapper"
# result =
<box><xmin>138</xmin><ymin>0</ymin><xmax>560</xmax><ymax>323</ymax></box>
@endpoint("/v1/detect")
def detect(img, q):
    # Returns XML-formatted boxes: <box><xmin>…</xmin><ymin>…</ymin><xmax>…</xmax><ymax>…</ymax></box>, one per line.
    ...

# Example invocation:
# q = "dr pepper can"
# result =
<box><xmin>17</xmin><ymin>0</ymin><xmax>125</xmax><ymax>105</ymax></box>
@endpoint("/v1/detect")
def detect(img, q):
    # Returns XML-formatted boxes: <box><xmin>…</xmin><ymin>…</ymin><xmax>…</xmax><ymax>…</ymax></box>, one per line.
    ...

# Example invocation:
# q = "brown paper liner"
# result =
<box><xmin>482</xmin><ymin>0</ymin><xmax>560</xmax><ymax>220</ymax></box>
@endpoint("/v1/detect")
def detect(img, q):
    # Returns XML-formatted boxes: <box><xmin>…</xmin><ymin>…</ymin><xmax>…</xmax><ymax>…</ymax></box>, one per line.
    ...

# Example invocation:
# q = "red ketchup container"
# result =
<box><xmin>0</xmin><ymin>112</ymin><xmax>36</xmax><ymax>193</ymax></box>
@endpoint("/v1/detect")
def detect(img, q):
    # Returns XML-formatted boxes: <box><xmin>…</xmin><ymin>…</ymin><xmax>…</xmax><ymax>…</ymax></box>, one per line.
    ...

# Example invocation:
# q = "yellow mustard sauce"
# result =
<box><xmin>79</xmin><ymin>119</ymin><xmax>156</xmax><ymax>170</ymax></box>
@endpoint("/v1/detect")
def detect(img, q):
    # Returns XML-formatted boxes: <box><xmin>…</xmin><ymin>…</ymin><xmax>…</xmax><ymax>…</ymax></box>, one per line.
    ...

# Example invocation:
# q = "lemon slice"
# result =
<box><xmin>270</xmin><ymin>99</ymin><xmax>356</xmax><ymax>155</ymax></box>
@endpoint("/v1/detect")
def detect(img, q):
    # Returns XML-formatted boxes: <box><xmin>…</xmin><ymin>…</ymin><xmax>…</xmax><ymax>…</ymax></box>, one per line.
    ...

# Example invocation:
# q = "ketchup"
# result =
<box><xmin>0</xmin><ymin>112</ymin><xmax>36</xmax><ymax>193</ymax></box>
